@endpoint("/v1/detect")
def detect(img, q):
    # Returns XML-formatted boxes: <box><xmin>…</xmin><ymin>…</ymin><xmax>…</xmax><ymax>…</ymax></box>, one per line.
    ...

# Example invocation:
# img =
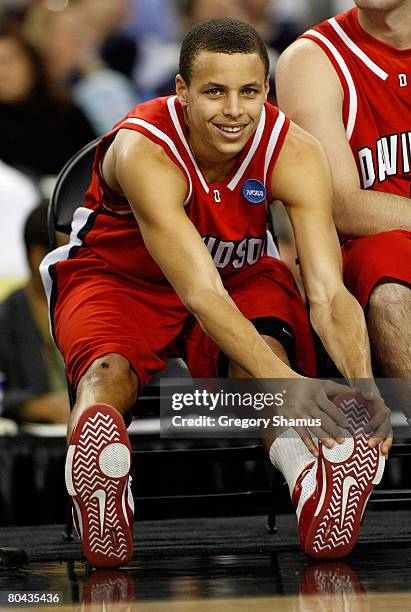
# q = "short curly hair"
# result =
<box><xmin>179</xmin><ymin>18</ymin><xmax>269</xmax><ymax>85</ymax></box>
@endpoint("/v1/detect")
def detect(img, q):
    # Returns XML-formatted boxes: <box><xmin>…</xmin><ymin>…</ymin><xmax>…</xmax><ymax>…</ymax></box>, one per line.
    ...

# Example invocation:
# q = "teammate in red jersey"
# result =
<box><xmin>276</xmin><ymin>0</ymin><xmax>410</xmax><ymax>560</ymax></box>
<box><xmin>41</xmin><ymin>18</ymin><xmax>391</xmax><ymax>567</ymax></box>
<box><xmin>276</xmin><ymin>0</ymin><xmax>411</xmax><ymax>380</ymax></box>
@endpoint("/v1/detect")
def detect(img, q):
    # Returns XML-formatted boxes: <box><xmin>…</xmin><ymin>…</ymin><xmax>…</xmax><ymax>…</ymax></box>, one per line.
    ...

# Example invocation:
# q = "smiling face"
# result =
<box><xmin>176</xmin><ymin>50</ymin><xmax>269</xmax><ymax>165</ymax></box>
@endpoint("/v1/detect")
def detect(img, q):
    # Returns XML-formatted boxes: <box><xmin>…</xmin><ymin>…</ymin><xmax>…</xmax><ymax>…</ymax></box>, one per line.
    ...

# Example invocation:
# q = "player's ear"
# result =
<box><xmin>176</xmin><ymin>74</ymin><xmax>189</xmax><ymax>107</ymax></box>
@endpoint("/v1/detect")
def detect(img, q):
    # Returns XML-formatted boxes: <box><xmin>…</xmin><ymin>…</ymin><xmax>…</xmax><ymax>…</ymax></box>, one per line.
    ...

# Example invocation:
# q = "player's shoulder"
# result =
<box><xmin>130</xmin><ymin>95</ymin><xmax>170</xmax><ymax>117</ymax></box>
<box><xmin>286</xmin><ymin>120</ymin><xmax>322</xmax><ymax>148</ymax></box>
<box><xmin>277</xmin><ymin>37</ymin><xmax>332</xmax><ymax>75</ymax></box>
<box><xmin>276</xmin><ymin>37</ymin><xmax>342</xmax><ymax>99</ymax></box>
<box><xmin>112</xmin><ymin>127</ymin><xmax>174</xmax><ymax>170</ymax></box>
<box><xmin>114</xmin><ymin>95</ymin><xmax>183</xmax><ymax>162</ymax></box>
<box><xmin>107</xmin><ymin>126</ymin><xmax>187</xmax><ymax>201</ymax></box>
<box><xmin>115</xmin><ymin>95</ymin><xmax>172</xmax><ymax>130</ymax></box>
<box><xmin>280</xmin><ymin>120</ymin><xmax>325</xmax><ymax>166</ymax></box>
<box><xmin>278</xmin><ymin>8</ymin><xmax>355</xmax><ymax>72</ymax></box>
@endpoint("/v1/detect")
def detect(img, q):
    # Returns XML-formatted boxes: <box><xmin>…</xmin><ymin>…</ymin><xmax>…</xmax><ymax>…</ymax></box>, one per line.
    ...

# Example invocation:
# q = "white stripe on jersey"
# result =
<box><xmin>121</xmin><ymin>116</ymin><xmax>193</xmax><ymax>205</ymax></box>
<box><xmin>328</xmin><ymin>18</ymin><xmax>388</xmax><ymax>80</ymax></box>
<box><xmin>305</xmin><ymin>29</ymin><xmax>358</xmax><ymax>141</ymax></box>
<box><xmin>40</xmin><ymin>206</ymin><xmax>94</xmax><ymax>332</ymax></box>
<box><xmin>402</xmin><ymin>133</ymin><xmax>410</xmax><ymax>173</ymax></box>
<box><xmin>227</xmin><ymin>106</ymin><xmax>266</xmax><ymax>191</ymax></box>
<box><xmin>266</xmin><ymin>229</ymin><xmax>280</xmax><ymax>260</ymax></box>
<box><xmin>167</xmin><ymin>96</ymin><xmax>209</xmax><ymax>194</ymax></box>
<box><xmin>263</xmin><ymin>111</ymin><xmax>286</xmax><ymax>187</ymax></box>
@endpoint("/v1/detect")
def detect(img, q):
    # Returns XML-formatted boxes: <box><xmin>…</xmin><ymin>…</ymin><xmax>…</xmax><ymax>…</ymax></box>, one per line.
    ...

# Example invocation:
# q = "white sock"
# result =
<box><xmin>269</xmin><ymin>429</ymin><xmax>317</xmax><ymax>493</ymax></box>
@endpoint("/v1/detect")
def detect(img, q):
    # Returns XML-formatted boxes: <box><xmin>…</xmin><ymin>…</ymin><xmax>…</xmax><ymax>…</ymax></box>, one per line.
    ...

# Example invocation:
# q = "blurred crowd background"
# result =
<box><xmin>0</xmin><ymin>0</ymin><xmax>355</xmax><ymax>425</ymax></box>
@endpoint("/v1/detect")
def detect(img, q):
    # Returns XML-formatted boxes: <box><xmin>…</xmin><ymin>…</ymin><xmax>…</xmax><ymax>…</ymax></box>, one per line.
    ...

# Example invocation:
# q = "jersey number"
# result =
<box><xmin>213</xmin><ymin>189</ymin><xmax>221</xmax><ymax>203</ymax></box>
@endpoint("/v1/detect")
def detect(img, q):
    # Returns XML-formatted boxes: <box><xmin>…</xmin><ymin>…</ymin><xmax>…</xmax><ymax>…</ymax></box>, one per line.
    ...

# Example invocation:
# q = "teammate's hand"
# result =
<box><xmin>278</xmin><ymin>378</ymin><xmax>351</xmax><ymax>457</ymax></box>
<box><xmin>351</xmin><ymin>380</ymin><xmax>392</xmax><ymax>457</ymax></box>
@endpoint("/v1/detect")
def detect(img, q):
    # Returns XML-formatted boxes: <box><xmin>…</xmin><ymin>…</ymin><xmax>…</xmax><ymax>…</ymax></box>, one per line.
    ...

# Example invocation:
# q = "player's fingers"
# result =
<box><xmin>380</xmin><ymin>432</ymin><xmax>393</xmax><ymax>457</ymax></box>
<box><xmin>364</xmin><ymin>403</ymin><xmax>391</xmax><ymax>433</ymax></box>
<box><xmin>368</xmin><ymin>420</ymin><xmax>392</xmax><ymax>451</ymax></box>
<box><xmin>311</xmin><ymin>410</ymin><xmax>346</xmax><ymax>444</ymax></box>
<box><xmin>322</xmin><ymin>380</ymin><xmax>350</xmax><ymax>397</ymax></box>
<box><xmin>316</xmin><ymin>391</ymin><xmax>350</xmax><ymax>429</ymax></box>
<box><xmin>356</xmin><ymin>381</ymin><xmax>383</xmax><ymax>403</ymax></box>
<box><xmin>294</xmin><ymin>426</ymin><xmax>318</xmax><ymax>457</ymax></box>
<box><xmin>307</xmin><ymin>425</ymin><xmax>340</xmax><ymax>449</ymax></box>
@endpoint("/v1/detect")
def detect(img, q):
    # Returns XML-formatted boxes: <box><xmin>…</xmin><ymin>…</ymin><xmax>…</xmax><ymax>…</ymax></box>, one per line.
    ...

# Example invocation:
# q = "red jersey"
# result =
<box><xmin>301</xmin><ymin>7</ymin><xmax>411</xmax><ymax>197</ymax></box>
<box><xmin>74</xmin><ymin>95</ymin><xmax>289</xmax><ymax>282</ymax></box>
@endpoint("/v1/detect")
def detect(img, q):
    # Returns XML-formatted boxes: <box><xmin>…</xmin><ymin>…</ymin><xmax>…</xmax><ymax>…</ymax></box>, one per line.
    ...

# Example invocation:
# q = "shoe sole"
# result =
<box><xmin>65</xmin><ymin>404</ymin><xmax>133</xmax><ymax>568</ymax></box>
<box><xmin>304</xmin><ymin>393</ymin><xmax>385</xmax><ymax>559</ymax></box>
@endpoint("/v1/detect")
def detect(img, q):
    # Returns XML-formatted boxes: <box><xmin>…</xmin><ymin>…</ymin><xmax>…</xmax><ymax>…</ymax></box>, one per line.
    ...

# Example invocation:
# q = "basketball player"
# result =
<box><xmin>276</xmin><ymin>0</ymin><xmax>411</xmax><ymax>382</ymax></box>
<box><xmin>40</xmin><ymin>19</ymin><xmax>391</xmax><ymax>567</ymax></box>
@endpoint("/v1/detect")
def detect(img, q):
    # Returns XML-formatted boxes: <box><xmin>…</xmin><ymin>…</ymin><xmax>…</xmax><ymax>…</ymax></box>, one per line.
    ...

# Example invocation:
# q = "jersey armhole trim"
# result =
<box><xmin>120</xmin><ymin>118</ymin><xmax>193</xmax><ymax>206</ymax></box>
<box><xmin>264</xmin><ymin>112</ymin><xmax>290</xmax><ymax>203</ymax></box>
<box><xmin>328</xmin><ymin>18</ymin><xmax>388</xmax><ymax>80</ymax></box>
<box><xmin>167</xmin><ymin>96</ymin><xmax>209</xmax><ymax>194</ymax></box>
<box><xmin>302</xmin><ymin>30</ymin><xmax>358</xmax><ymax>142</ymax></box>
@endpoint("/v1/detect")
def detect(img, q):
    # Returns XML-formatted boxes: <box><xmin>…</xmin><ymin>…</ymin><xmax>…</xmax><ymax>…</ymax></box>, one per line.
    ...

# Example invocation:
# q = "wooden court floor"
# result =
<box><xmin>1</xmin><ymin>546</ymin><xmax>410</xmax><ymax>611</ymax></box>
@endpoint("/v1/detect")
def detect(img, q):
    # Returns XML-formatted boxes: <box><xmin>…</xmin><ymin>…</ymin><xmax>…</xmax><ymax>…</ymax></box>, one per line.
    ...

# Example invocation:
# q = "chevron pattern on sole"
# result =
<box><xmin>66</xmin><ymin>404</ymin><xmax>134</xmax><ymax>568</ymax></box>
<box><xmin>305</xmin><ymin>394</ymin><xmax>385</xmax><ymax>559</ymax></box>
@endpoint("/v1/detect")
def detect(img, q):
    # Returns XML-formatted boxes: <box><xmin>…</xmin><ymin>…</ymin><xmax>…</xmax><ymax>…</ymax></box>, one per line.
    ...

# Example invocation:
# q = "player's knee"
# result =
<box><xmin>78</xmin><ymin>353</ymin><xmax>138</xmax><ymax>400</ymax></box>
<box><xmin>260</xmin><ymin>335</ymin><xmax>291</xmax><ymax>366</ymax></box>
<box><xmin>228</xmin><ymin>335</ymin><xmax>290</xmax><ymax>377</ymax></box>
<box><xmin>368</xmin><ymin>282</ymin><xmax>410</xmax><ymax>318</ymax></box>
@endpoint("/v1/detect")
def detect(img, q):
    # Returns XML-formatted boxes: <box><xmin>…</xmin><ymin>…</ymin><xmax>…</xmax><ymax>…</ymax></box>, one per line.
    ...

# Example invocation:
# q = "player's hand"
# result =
<box><xmin>278</xmin><ymin>378</ymin><xmax>351</xmax><ymax>457</ymax></box>
<box><xmin>351</xmin><ymin>380</ymin><xmax>392</xmax><ymax>457</ymax></box>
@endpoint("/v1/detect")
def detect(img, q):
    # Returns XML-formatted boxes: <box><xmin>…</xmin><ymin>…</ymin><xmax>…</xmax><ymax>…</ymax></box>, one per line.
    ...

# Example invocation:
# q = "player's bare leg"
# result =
<box><xmin>68</xmin><ymin>353</ymin><xmax>139</xmax><ymax>441</ymax></box>
<box><xmin>367</xmin><ymin>282</ymin><xmax>411</xmax><ymax>418</ymax></box>
<box><xmin>367</xmin><ymin>282</ymin><xmax>411</xmax><ymax>377</ymax></box>
<box><xmin>66</xmin><ymin>353</ymin><xmax>138</xmax><ymax>568</ymax></box>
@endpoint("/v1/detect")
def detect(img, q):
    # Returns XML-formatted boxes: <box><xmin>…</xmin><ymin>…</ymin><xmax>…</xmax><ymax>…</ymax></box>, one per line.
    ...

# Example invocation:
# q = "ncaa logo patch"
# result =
<box><xmin>241</xmin><ymin>179</ymin><xmax>266</xmax><ymax>204</ymax></box>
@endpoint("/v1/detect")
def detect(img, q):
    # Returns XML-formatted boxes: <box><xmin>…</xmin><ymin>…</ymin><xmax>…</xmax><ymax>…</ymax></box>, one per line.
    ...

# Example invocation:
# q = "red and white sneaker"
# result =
<box><xmin>292</xmin><ymin>392</ymin><xmax>385</xmax><ymax>559</ymax></box>
<box><xmin>65</xmin><ymin>404</ymin><xmax>134</xmax><ymax>568</ymax></box>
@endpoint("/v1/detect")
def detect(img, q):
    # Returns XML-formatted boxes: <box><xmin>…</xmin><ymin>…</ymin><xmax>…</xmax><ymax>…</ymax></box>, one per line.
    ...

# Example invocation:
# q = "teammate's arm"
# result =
<box><xmin>275</xmin><ymin>40</ymin><xmax>411</xmax><ymax>236</ymax></box>
<box><xmin>272</xmin><ymin>122</ymin><xmax>373</xmax><ymax>381</ymax></box>
<box><xmin>271</xmin><ymin>123</ymin><xmax>391</xmax><ymax>453</ymax></box>
<box><xmin>105</xmin><ymin>129</ymin><xmax>295</xmax><ymax>380</ymax></box>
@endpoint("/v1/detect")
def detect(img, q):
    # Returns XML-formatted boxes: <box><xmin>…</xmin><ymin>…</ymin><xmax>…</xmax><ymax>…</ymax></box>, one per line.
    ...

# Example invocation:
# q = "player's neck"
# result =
<box><xmin>188</xmin><ymin>132</ymin><xmax>239</xmax><ymax>184</ymax></box>
<box><xmin>196</xmin><ymin>155</ymin><xmax>238</xmax><ymax>184</ymax></box>
<box><xmin>358</xmin><ymin>6</ymin><xmax>411</xmax><ymax>49</ymax></box>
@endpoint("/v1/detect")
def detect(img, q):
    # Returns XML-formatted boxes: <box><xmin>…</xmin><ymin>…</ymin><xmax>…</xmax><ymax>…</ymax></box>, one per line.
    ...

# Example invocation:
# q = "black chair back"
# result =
<box><xmin>48</xmin><ymin>137</ymin><xmax>101</xmax><ymax>249</ymax></box>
